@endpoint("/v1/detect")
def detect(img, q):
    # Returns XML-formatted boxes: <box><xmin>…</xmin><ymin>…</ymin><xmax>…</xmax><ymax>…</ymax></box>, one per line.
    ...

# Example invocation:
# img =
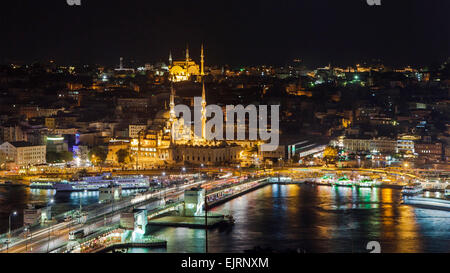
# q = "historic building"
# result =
<box><xmin>0</xmin><ymin>141</ymin><xmax>46</xmax><ymax>167</ymax></box>
<box><xmin>169</xmin><ymin>44</ymin><xmax>205</xmax><ymax>82</ymax></box>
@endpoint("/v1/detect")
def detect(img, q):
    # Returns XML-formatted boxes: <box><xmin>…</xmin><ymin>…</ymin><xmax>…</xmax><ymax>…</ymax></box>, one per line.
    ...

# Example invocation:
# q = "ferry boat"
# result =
<box><xmin>401</xmin><ymin>183</ymin><xmax>423</xmax><ymax>196</ymax></box>
<box><xmin>29</xmin><ymin>180</ymin><xmax>58</xmax><ymax>189</ymax></box>
<box><xmin>355</xmin><ymin>178</ymin><xmax>381</xmax><ymax>188</ymax></box>
<box><xmin>402</xmin><ymin>196</ymin><xmax>450</xmax><ymax>211</ymax></box>
<box><xmin>315</xmin><ymin>175</ymin><xmax>335</xmax><ymax>185</ymax></box>
<box><xmin>54</xmin><ymin>173</ymin><xmax>150</xmax><ymax>192</ymax></box>
<box><xmin>333</xmin><ymin>177</ymin><xmax>354</xmax><ymax>187</ymax></box>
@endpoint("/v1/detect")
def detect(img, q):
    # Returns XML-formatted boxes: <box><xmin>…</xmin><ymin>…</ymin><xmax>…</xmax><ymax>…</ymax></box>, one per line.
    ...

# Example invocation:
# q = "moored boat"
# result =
<box><xmin>333</xmin><ymin>177</ymin><xmax>354</xmax><ymax>187</ymax></box>
<box><xmin>54</xmin><ymin>173</ymin><xmax>150</xmax><ymax>192</ymax></box>
<box><xmin>29</xmin><ymin>181</ymin><xmax>57</xmax><ymax>189</ymax></box>
<box><xmin>355</xmin><ymin>178</ymin><xmax>381</xmax><ymax>188</ymax></box>
<box><xmin>401</xmin><ymin>183</ymin><xmax>423</xmax><ymax>196</ymax></box>
<box><xmin>315</xmin><ymin>174</ymin><xmax>335</xmax><ymax>185</ymax></box>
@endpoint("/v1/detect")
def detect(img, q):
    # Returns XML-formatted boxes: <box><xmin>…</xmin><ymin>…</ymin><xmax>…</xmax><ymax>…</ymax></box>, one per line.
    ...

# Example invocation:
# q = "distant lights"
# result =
<box><xmin>47</xmin><ymin>137</ymin><xmax>64</xmax><ymax>141</ymax></box>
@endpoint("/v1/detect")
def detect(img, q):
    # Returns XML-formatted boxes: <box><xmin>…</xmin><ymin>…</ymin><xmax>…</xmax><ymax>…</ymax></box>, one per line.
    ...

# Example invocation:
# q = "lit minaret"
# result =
<box><xmin>200</xmin><ymin>43</ymin><xmax>205</xmax><ymax>77</ymax></box>
<box><xmin>169</xmin><ymin>51</ymin><xmax>172</xmax><ymax>66</ymax></box>
<box><xmin>119</xmin><ymin>57</ymin><xmax>123</xmax><ymax>70</ymax></box>
<box><xmin>185</xmin><ymin>44</ymin><xmax>190</xmax><ymax>77</ymax></box>
<box><xmin>201</xmin><ymin>80</ymin><xmax>207</xmax><ymax>139</ymax></box>
<box><xmin>169</xmin><ymin>79</ymin><xmax>176</xmax><ymax>122</ymax></box>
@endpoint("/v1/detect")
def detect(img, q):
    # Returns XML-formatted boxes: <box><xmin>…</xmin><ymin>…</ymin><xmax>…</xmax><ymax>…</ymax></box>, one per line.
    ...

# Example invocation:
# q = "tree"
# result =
<box><xmin>291</xmin><ymin>154</ymin><xmax>300</xmax><ymax>164</ymax></box>
<box><xmin>46</xmin><ymin>152</ymin><xmax>59</xmax><ymax>163</ymax></box>
<box><xmin>323</xmin><ymin>146</ymin><xmax>338</xmax><ymax>165</ymax></box>
<box><xmin>46</xmin><ymin>151</ymin><xmax>74</xmax><ymax>163</ymax></box>
<box><xmin>88</xmin><ymin>146</ymin><xmax>107</xmax><ymax>166</ymax></box>
<box><xmin>116</xmin><ymin>149</ymin><xmax>131</xmax><ymax>165</ymax></box>
<box><xmin>61</xmin><ymin>151</ymin><xmax>74</xmax><ymax>162</ymax></box>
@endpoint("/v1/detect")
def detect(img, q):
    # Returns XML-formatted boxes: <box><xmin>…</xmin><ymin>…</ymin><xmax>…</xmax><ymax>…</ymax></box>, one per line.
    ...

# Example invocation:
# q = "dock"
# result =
<box><xmin>148</xmin><ymin>213</ymin><xmax>228</xmax><ymax>229</ymax></box>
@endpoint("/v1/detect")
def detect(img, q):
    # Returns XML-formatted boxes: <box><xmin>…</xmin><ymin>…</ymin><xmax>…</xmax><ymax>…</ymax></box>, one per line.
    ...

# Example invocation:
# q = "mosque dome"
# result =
<box><xmin>154</xmin><ymin>109</ymin><xmax>171</xmax><ymax>123</ymax></box>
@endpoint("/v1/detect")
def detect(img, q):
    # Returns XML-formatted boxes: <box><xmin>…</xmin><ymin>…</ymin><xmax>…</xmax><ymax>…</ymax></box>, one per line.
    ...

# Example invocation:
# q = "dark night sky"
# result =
<box><xmin>1</xmin><ymin>0</ymin><xmax>449</xmax><ymax>67</ymax></box>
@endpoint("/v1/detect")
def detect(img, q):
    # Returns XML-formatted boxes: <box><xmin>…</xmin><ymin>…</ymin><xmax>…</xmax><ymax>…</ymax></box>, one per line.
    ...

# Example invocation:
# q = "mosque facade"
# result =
<box><xmin>168</xmin><ymin>44</ymin><xmax>205</xmax><ymax>82</ymax></box>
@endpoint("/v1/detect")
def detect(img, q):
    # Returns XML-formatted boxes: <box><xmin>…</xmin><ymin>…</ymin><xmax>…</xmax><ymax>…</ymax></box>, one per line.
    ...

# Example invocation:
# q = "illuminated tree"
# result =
<box><xmin>88</xmin><ymin>146</ymin><xmax>107</xmax><ymax>166</ymax></box>
<box><xmin>323</xmin><ymin>146</ymin><xmax>338</xmax><ymax>165</ymax></box>
<box><xmin>116</xmin><ymin>149</ymin><xmax>131</xmax><ymax>165</ymax></box>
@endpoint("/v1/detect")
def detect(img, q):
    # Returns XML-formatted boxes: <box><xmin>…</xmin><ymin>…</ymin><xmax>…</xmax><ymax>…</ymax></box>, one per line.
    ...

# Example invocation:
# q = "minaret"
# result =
<box><xmin>185</xmin><ymin>44</ymin><xmax>190</xmax><ymax>77</ymax></box>
<box><xmin>201</xmin><ymin>80</ymin><xmax>207</xmax><ymax>140</ymax></box>
<box><xmin>200</xmin><ymin>43</ymin><xmax>205</xmax><ymax>77</ymax></box>
<box><xmin>186</xmin><ymin>44</ymin><xmax>190</xmax><ymax>61</ymax></box>
<box><xmin>119</xmin><ymin>57</ymin><xmax>123</xmax><ymax>70</ymax></box>
<box><xmin>169</xmin><ymin>80</ymin><xmax>176</xmax><ymax>122</ymax></box>
<box><xmin>169</xmin><ymin>51</ymin><xmax>173</xmax><ymax>66</ymax></box>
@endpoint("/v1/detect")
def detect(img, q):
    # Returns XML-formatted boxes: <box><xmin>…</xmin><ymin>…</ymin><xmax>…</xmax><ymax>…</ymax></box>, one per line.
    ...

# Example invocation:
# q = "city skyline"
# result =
<box><xmin>0</xmin><ymin>0</ymin><xmax>449</xmax><ymax>260</ymax></box>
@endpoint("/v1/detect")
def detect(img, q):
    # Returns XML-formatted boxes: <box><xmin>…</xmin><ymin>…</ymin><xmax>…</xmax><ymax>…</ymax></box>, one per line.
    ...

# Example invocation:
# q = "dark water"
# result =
<box><xmin>0</xmin><ymin>186</ymin><xmax>138</xmax><ymax>234</ymax></box>
<box><xmin>141</xmin><ymin>184</ymin><xmax>450</xmax><ymax>253</ymax></box>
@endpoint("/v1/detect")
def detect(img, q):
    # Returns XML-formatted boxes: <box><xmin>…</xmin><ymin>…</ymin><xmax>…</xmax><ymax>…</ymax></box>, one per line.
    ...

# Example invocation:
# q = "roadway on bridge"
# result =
<box><xmin>0</xmin><ymin>180</ymin><xmax>206</xmax><ymax>253</ymax></box>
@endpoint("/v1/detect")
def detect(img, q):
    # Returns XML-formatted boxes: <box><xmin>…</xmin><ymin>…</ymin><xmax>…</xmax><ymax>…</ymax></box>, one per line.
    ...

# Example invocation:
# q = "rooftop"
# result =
<box><xmin>9</xmin><ymin>141</ymin><xmax>43</xmax><ymax>148</ymax></box>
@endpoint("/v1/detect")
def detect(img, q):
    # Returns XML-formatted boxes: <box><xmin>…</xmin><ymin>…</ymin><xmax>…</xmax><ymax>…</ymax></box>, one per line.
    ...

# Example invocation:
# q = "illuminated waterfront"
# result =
<box><xmin>137</xmin><ymin>184</ymin><xmax>450</xmax><ymax>253</ymax></box>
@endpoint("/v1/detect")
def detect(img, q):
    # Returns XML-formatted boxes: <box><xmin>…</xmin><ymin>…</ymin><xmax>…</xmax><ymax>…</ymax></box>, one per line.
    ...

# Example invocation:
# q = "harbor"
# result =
<box><xmin>1</xmin><ymin>169</ymin><xmax>450</xmax><ymax>253</ymax></box>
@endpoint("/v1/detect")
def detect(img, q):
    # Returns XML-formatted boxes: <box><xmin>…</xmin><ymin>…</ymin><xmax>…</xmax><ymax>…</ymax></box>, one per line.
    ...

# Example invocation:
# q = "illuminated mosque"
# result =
<box><xmin>129</xmin><ymin>44</ymin><xmax>262</xmax><ymax>168</ymax></box>
<box><xmin>169</xmin><ymin>44</ymin><xmax>205</xmax><ymax>82</ymax></box>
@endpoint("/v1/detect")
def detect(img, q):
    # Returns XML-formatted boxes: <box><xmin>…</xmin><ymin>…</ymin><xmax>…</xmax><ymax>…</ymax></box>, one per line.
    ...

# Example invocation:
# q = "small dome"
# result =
<box><xmin>155</xmin><ymin>109</ymin><xmax>171</xmax><ymax>121</ymax></box>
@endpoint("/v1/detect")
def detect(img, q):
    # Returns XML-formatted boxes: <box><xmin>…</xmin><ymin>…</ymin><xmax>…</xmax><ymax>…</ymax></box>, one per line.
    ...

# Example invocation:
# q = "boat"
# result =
<box><xmin>54</xmin><ymin>173</ymin><xmax>150</xmax><ymax>192</ymax></box>
<box><xmin>333</xmin><ymin>177</ymin><xmax>354</xmax><ymax>187</ymax></box>
<box><xmin>29</xmin><ymin>180</ymin><xmax>57</xmax><ymax>189</ymax></box>
<box><xmin>0</xmin><ymin>181</ymin><xmax>22</xmax><ymax>187</ymax></box>
<box><xmin>402</xmin><ymin>196</ymin><xmax>450</xmax><ymax>211</ymax></box>
<box><xmin>315</xmin><ymin>175</ymin><xmax>335</xmax><ymax>185</ymax></box>
<box><xmin>401</xmin><ymin>183</ymin><xmax>423</xmax><ymax>196</ymax></box>
<box><xmin>445</xmin><ymin>186</ymin><xmax>450</xmax><ymax>198</ymax></box>
<box><xmin>355</xmin><ymin>178</ymin><xmax>381</xmax><ymax>188</ymax></box>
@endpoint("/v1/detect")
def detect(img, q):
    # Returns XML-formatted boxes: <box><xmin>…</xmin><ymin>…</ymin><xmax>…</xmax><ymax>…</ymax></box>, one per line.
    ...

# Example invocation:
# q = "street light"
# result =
<box><xmin>24</xmin><ymin>226</ymin><xmax>31</xmax><ymax>252</ymax></box>
<box><xmin>46</xmin><ymin>199</ymin><xmax>55</xmax><ymax>253</ymax></box>
<box><xmin>198</xmin><ymin>164</ymin><xmax>204</xmax><ymax>181</ymax></box>
<box><xmin>7</xmin><ymin>211</ymin><xmax>17</xmax><ymax>253</ymax></box>
<box><xmin>9</xmin><ymin>211</ymin><xmax>17</xmax><ymax>236</ymax></box>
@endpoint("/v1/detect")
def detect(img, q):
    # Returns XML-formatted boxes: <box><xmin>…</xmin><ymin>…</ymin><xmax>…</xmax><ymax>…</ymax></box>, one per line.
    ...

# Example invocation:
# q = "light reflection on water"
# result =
<box><xmin>134</xmin><ymin>184</ymin><xmax>450</xmax><ymax>253</ymax></box>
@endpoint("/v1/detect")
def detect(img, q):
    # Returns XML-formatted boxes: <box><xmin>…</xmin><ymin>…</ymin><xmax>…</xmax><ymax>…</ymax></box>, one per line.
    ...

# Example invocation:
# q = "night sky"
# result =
<box><xmin>1</xmin><ymin>0</ymin><xmax>449</xmax><ymax>67</ymax></box>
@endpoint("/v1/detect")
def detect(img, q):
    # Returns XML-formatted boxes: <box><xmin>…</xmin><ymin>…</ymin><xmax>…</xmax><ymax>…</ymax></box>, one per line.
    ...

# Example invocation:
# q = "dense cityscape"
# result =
<box><xmin>0</xmin><ymin>0</ymin><xmax>449</xmax><ymax>263</ymax></box>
